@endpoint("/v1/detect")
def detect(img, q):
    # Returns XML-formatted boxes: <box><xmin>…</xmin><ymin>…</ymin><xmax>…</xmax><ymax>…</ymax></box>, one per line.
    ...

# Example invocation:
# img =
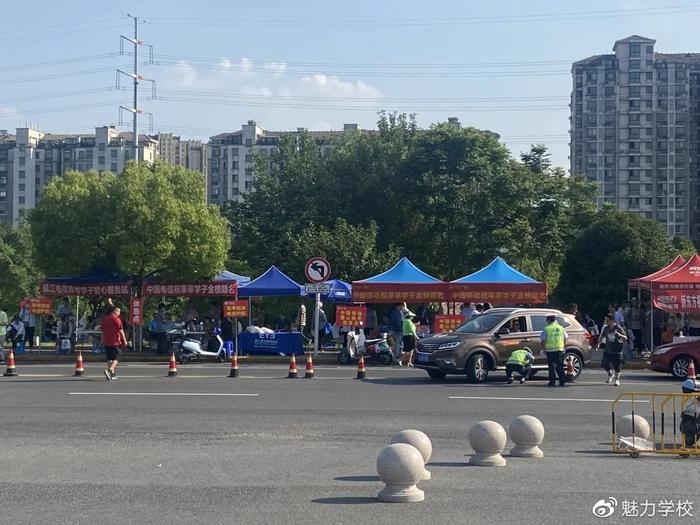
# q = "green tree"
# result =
<box><xmin>0</xmin><ymin>224</ymin><xmax>41</xmax><ymax>311</ymax></box>
<box><xmin>556</xmin><ymin>209</ymin><xmax>675</xmax><ymax>319</ymax></box>
<box><xmin>29</xmin><ymin>162</ymin><xmax>230</xmax><ymax>283</ymax></box>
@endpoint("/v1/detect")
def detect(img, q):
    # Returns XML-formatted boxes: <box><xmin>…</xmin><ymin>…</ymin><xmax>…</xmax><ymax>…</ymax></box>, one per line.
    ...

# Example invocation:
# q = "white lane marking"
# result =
<box><xmin>449</xmin><ymin>396</ymin><xmax>649</xmax><ymax>403</ymax></box>
<box><xmin>68</xmin><ymin>392</ymin><xmax>259</xmax><ymax>397</ymax></box>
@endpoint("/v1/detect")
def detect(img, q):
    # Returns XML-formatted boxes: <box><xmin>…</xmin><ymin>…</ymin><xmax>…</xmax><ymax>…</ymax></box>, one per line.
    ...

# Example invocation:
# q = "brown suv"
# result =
<box><xmin>414</xmin><ymin>308</ymin><xmax>593</xmax><ymax>383</ymax></box>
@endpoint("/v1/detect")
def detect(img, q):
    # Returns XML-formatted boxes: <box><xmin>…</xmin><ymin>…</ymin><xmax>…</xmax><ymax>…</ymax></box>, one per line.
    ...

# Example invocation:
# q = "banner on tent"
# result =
<box><xmin>654</xmin><ymin>291</ymin><xmax>700</xmax><ymax>313</ymax></box>
<box><xmin>352</xmin><ymin>284</ymin><xmax>447</xmax><ymax>303</ymax></box>
<box><xmin>434</xmin><ymin>315</ymin><xmax>463</xmax><ymax>333</ymax></box>
<box><xmin>41</xmin><ymin>282</ymin><xmax>131</xmax><ymax>296</ymax></box>
<box><xmin>223</xmin><ymin>300</ymin><xmax>249</xmax><ymax>318</ymax></box>
<box><xmin>447</xmin><ymin>283</ymin><xmax>547</xmax><ymax>304</ymax></box>
<box><xmin>336</xmin><ymin>306</ymin><xmax>366</xmax><ymax>327</ymax></box>
<box><xmin>142</xmin><ymin>282</ymin><xmax>238</xmax><ymax>297</ymax></box>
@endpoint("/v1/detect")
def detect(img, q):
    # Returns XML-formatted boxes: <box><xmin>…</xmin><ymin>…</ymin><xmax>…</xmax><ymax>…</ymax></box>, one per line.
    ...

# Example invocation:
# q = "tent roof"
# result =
<box><xmin>356</xmin><ymin>257</ymin><xmax>442</xmax><ymax>284</ymax></box>
<box><xmin>629</xmin><ymin>255</ymin><xmax>686</xmax><ymax>287</ymax></box>
<box><xmin>451</xmin><ymin>257</ymin><xmax>540</xmax><ymax>284</ymax></box>
<box><xmin>238</xmin><ymin>266</ymin><xmax>304</xmax><ymax>297</ymax></box>
<box><xmin>214</xmin><ymin>270</ymin><xmax>251</xmax><ymax>283</ymax></box>
<box><xmin>651</xmin><ymin>253</ymin><xmax>700</xmax><ymax>287</ymax></box>
<box><xmin>322</xmin><ymin>279</ymin><xmax>352</xmax><ymax>302</ymax></box>
<box><xmin>44</xmin><ymin>268</ymin><xmax>132</xmax><ymax>285</ymax></box>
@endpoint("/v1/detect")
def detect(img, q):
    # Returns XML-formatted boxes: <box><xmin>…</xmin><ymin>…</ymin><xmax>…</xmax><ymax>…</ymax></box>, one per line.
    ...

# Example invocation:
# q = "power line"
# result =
<box><xmin>0</xmin><ymin>16</ymin><xmax>127</xmax><ymax>35</ymax></box>
<box><xmin>0</xmin><ymin>87</ymin><xmax>116</xmax><ymax>104</ymax></box>
<box><xmin>0</xmin><ymin>53</ymin><xmax>121</xmax><ymax>72</ymax></box>
<box><xmin>0</xmin><ymin>100</ymin><xmax>131</xmax><ymax>117</ymax></box>
<box><xmin>0</xmin><ymin>66</ymin><xmax>129</xmax><ymax>86</ymax></box>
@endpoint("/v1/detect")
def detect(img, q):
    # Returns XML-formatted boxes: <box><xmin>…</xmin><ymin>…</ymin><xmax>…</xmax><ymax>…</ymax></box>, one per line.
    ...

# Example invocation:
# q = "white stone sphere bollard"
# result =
<box><xmin>468</xmin><ymin>420</ymin><xmax>507</xmax><ymax>467</ymax></box>
<box><xmin>616</xmin><ymin>414</ymin><xmax>651</xmax><ymax>440</ymax></box>
<box><xmin>376</xmin><ymin>443</ymin><xmax>425</xmax><ymax>503</ymax></box>
<box><xmin>390</xmin><ymin>429</ymin><xmax>433</xmax><ymax>481</ymax></box>
<box><xmin>509</xmin><ymin>415</ymin><xmax>545</xmax><ymax>458</ymax></box>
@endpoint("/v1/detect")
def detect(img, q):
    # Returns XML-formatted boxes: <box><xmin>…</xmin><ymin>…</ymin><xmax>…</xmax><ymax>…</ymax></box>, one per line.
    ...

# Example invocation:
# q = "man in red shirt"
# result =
<box><xmin>101</xmin><ymin>305</ymin><xmax>126</xmax><ymax>381</ymax></box>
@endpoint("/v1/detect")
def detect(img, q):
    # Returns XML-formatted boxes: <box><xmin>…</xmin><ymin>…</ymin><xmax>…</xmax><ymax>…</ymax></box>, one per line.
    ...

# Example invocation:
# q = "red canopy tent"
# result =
<box><xmin>628</xmin><ymin>255</ymin><xmax>686</xmax><ymax>291</ymax></box>
<box><xmin>650</xmin><ymin>253</ymin><xmax>700</xmax><ymax>313</ymax></box>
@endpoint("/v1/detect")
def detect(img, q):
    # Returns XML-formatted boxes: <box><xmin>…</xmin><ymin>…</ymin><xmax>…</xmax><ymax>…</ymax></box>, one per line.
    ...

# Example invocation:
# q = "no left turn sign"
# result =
<box><xmin>305</xmin><ymin>257</ymin><xmax>331</xmax><ymax>283</ymax></box>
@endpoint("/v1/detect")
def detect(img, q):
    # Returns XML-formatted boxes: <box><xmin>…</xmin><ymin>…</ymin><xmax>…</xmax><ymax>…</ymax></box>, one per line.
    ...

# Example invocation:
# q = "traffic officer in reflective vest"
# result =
<box><xmin>505</xmin><ymin>346</ymin><xmax>535</xmax><ymax>384</ymax></box>
<box><xmin>541</xmin><ymin>315</ymin><xmax>568</xmax><ymax>387</ymax></box>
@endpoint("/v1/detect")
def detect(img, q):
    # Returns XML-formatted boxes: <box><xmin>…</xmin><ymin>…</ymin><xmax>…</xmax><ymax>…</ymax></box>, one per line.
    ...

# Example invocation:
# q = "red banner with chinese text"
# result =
<box><xmin>654</xmin><ymin>291</ymin><xmax>700</xmax><ymax>313</ymax></box>
<box><xmin>446</xmin><ymin>283</ymin><xmax>547</xmax><ymax>304</ymax></box>
<box><xmin>351</xmin><ymin>284</ymin><xmax>447</xmax><ymax>303</ymax></box>
<box><xmin>29</xmin><ymin>297</ymin><xmax>52</xmax><ymax>315</ymax></box>
<box><xmin>41</xmin><ymin>282</ymin><xmax>131</xmax><ymax>297</ymax></box>
<box><xmin>434</xmin><ymin>315</ymin><xmax>463</xmax><ymax>333</ymax></box>
<box><xmin>336</xmin><ymin>306</ymin><xmax>367</xmax><ymax>327</ymax></box>
<box><xmin>142</xmin><ymin>282</ymin><xmax>238</xmax><ymax>297</ymax></box>
<box><xmin>129</xmin><ymin>297</ymin><xmax>144</xmax><ymax>325</ymax></box>
<box><xmin>223</xmin><ymin>300</ymin><xmax>249</xmax><ymax>318</ymax></box>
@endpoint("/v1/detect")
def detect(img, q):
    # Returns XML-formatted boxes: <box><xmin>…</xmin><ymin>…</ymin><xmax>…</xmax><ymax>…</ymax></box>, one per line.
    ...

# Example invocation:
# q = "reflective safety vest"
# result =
<box><xmin>544</xmin><ymin>323</ymin><xmax>565</xmax><ymax>352</ymax></box>
<box><xmin>507</xmin><ymin>349</ymin><xmax>531</xmax><ymax>366</ymax></box>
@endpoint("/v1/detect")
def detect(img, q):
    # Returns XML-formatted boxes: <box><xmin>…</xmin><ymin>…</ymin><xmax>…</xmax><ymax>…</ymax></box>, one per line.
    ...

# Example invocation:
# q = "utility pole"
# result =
<box><xmin>117</xmin><ymin>14</ymin><xmax>154</xmax><ymax>165</ymax></box>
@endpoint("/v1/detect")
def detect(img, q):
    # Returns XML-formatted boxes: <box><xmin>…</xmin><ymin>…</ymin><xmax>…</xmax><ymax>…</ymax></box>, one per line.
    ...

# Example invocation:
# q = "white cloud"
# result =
<box><xmin>263</xmin><ymin>62</ymin><xmax>287</xmax><ymax>75</ymax></box>
<box><xmin>170</xmin><ymin>61</ymin><xmax>199</xmax><ymax>88</ymax></box>
<box><xmin>301</xmin><ymin>74</ymin><xmax>383</xmax><ymax>100</ymax></box>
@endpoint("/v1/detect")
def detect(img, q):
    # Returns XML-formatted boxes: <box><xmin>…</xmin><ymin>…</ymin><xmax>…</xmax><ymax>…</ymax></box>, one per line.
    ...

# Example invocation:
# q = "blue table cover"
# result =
<box><xmin>237</xmin><ymin>331</ymin><xmax>305</xmax><ymax>356</ymax></box>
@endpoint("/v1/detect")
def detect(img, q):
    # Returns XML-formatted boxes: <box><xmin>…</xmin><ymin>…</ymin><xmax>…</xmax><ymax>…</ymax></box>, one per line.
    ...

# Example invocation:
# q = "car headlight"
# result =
<box><xmin>652</xmin><ymin>347</ymin><xmax>671</xmax><ymax>355</ymax></box>
<box><xmin>438</xmin><ymin>341</ymin><xmax>463</xmax><ymax>350</ymax></box>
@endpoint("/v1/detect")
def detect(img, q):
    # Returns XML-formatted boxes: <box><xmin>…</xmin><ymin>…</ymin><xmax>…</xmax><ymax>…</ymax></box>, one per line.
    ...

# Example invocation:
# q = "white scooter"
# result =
<box><xmin>175</xmin><ymin>328</ymin><xmax>226</xmax><ymax>363</ymax></box>
<box><xmin>338</xmin><ymin>329</ymin><xmax>393</xmax><ymax>366</ymax></box>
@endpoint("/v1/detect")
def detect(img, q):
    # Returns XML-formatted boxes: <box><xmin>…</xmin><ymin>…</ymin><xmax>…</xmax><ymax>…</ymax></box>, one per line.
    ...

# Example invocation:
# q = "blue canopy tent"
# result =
<box><xmin>214</xmin><ymin>270</ymin><xmax>251</xmax><ymax>284</ymax></box>
<box><xmin>237</xmin><ymin>266</ymin><xmax>304</xmax><ymax>297</ymax></box>
<box><xmin>351</xmin><ymin>257</ymin><xmax>447</xmax><ymax>302</ymax></box>
<box><xmin>448</xmin><ymin>257</ymin><xmax>547</xmax><ymax>304</ymax></box>
<box><xmin>322</xmin><ymin>279</ymin><xmax>352</xmax><ymax>303</ymax></box>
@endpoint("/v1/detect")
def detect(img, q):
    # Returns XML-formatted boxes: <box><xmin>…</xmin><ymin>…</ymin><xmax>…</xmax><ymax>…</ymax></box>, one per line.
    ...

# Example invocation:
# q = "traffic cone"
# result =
<box><xmin>687</xmin><ymin>359</ymin><xmax>696</xmax><ymax>380</ymax></box>
<box><xmin>3</xmin><ymin>349</ymin><xmax>17</xmax><ymax>377</ymax></box>
<box><xmin>287</xmin><ymin>354</ymin><xmax>298</xmax><ymax>379</ymax></box>
<box><xmin>167</xmin><ymin>352</ymin><xmax>178</xmax><ymax>377</ymax></box>
<box><xmin>304</xmin><ymin>353</ymin><xmax>315</xmax><ymax>379</ymax></box>
<box><xmin>564</xmin><ymin>356</ymin><xmax>576</xmax><ymax>383</ymax></box>
<box><xmin>356</xmin><ymin>355</ymin><xmax>366</xmax><ymax>380</ymax></box>
<box><xmin>74</xmin><ymin>350</ymin><xmax>85</xmax><ymax>377</ymax></box>
<box><xmin>228</xmin><ymin>352</ymin><xmax>239</xmax><ymax>378</ymax></box>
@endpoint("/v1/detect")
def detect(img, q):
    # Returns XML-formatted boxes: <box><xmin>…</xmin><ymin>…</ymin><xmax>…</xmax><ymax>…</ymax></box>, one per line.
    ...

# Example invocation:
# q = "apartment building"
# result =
<box><xmin>0</xmin><ymin>126</ymin><xmax>158</xmax><ymax>227</ymax></box>
<box><xmin>207</xmin><ymin>121</ymin><xmax>367</xmax><ymax>205</ymax></box>
<box><xmin>154</xmin><ymin>133</ymin><xmax>207</xmax><ymax>176</ymax></box>
<box><xmin>570</xmin><ymin>35</ymin><xmax>700</xmax><ymax>239</ymax></box>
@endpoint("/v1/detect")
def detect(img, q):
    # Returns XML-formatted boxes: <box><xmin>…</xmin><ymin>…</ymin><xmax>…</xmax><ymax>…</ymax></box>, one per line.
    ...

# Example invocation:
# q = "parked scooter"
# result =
<box><xmin>175</xmin><ymin>328</ymin><xmax>226</xmax><ymax>363</ymax></box>
<box><xmin>338</xmin><ymin>329</ymin><xmax>393</xmax><ymax>366</ymax></box>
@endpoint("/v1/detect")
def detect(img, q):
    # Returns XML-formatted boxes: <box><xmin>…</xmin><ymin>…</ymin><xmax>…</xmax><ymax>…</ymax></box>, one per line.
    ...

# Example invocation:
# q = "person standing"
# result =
<box><xmin>400</xmin><ymin>312</ymin><xmax>418</xmax><ymax>367</ymax></box>
<box><xmin>56</xmin><ymin>297</ymin><xmax>73</xmax><ymax>320</ymax></box>
<box><xmin>598</xmin><ymin>314</ymin><xmax>627</xmax><ymax>386</ymax></box>
<box><xmin>315</xmin><ymin>301</ymin><xmax>328</xmax><ymax>353</ymax></box>
<box><xmin>101</xmin><ymin>305</ymin><xmax>126</xmax><ymax>381</ymax></box>
<box><xmin>153</xmin><ymin>303</ymin><xmax>168</xmax><ymax>356</ymax></box>
<box><xmin>540</xmin><ymin>315</ymin><xmax>567</xmax><ymax>387</ymax></box>
<box><xmin>389</xmin><ymin>304</ymin><xmax>403</xmax><ymax>359</ymax></box>
<box><xmin>462</xmin><ymin>303</ymin><xmax>478</xmax><ymax>321</ymax></box>
<box><xmin>8</xmin><ymin>315</ymin><xmax>26</xmax><ymax>354</ymax></box>
<box><xmin>365</xmin><ymin>305</ymin><xmax>377</xmax><ymax>337</ymax></box>
<box><xmin>20</xmin><ymin>304</ymin><xmax>36</xmax><ymax>351</ymax></box>
<box><xmin>629</xmin><ymin>299</ymin><xmax>642</xmax><ymax>355</ymax></box>
<box><xmin>0</xmin><ymin>305</ymin><xmax>7</xmax><ymax>362</ymax></box>
<box><xmin>505</xmin><ymin>346</ymin><xmax>535</xmax><ymax>384</ymax></box>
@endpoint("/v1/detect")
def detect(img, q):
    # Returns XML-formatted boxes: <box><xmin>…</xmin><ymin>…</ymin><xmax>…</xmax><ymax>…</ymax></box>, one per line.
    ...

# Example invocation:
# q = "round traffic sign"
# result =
<box><xmin>305</xmin><ymin>257</ymin><xmax>331</xmax><ymax>283</ymax></box>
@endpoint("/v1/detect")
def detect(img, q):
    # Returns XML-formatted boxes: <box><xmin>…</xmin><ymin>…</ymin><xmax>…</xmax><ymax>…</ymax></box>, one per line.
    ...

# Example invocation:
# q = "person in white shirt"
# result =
<box><xmin>8</xmin><ymin>315</ymin><xmax>26</xmax><ymax>354</ymax></box>
<box><xmin>462</xmin><ymin>303</ymin><xmax>478</xmax><ymax>321</ymax></box>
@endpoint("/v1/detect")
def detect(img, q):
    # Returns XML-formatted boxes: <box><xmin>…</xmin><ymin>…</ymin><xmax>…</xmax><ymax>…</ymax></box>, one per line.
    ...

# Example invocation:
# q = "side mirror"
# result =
<box><xmin>496</xmin><ymin>326</ymin><xmax>510</xmax><ymax>336</ymax></box>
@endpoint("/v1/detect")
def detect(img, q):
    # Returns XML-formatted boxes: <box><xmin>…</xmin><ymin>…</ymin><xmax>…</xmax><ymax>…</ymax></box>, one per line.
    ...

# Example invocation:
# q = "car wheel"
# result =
<box><xmin>338</xmin><ymin>350</ymin><xmax>352</xmax><ymax>365</ymax></box>
<box><xmin>466</xmin><ymin>354</ymin><xmax>489</xmax><ymax>384</ymax></box>
<box><xmin>563</xmin><ymin>351</ymin><xmax>583</xmax><ymax>378</ymax></box>
<box><xmin>427</xmin><ymin>369</ymin><xmax>447</xmax><ymax>380</ymax></box>
<box><xmin>378</xmin><ymin>353</ymin><xmax>393</xmax><ymax>366</ymax></box>
<box><xmin>671</xmin><ymin>357</ymin><xmax>690</xmax><ymax>379</ymax></box>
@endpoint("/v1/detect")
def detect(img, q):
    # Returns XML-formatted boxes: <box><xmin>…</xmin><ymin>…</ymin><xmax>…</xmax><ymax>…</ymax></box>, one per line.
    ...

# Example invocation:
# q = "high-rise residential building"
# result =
<box><xmin>570</xmin><ymin>35</ymin><xmax>700</xmax><ymax>239</ymax></box>
<box><xmin>207</xmin><ymin>121</ymin><xmax>368</xmax><ymax>205</ymax></box>
<box><xmin>154</xmin><ymin>133</ymin><xmax>207</xmax><ymax>176</ymax></box>
<box><xmin>0</xmin><ymin>126</ymin><xmax>158</xmax><ymax>227</ymax></box>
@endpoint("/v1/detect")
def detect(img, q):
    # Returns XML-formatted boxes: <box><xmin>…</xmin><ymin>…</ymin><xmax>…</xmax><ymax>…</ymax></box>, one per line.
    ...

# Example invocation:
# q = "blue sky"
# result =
<box><xmin>1</xmin><ymin>0</ymin><xmax>698</xmax><ymax>168</ymax></box>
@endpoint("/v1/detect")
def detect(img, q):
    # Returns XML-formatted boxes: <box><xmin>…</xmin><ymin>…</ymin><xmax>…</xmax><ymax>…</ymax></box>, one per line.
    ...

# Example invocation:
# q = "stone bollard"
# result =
<box><xmin>376</xmin><ymin>443</ymin><xmax>425</xmax><ymax>503</ymax></box>
<box><xmin>468</xmin><ymin>420</ymin><xmax>507</xmax><ymax>467</ymax></box>
<box><xmin>390</xmin><ymin>429</ymin><xmax>433</xmax><ymax>481</ymax></box>
<box><xmin>616</xmin><ymin>414</ymin><xmax>651</xmax><ymax>439</ymax></box>
<box><xmin>509</xmin><ymin>415</ymin><xmax>545</xmax><ymax>458</ymax></box>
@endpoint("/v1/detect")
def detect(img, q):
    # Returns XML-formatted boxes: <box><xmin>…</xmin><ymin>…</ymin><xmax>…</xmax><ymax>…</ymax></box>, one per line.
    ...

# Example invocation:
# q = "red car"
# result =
<box><xmin>650</xmin><ymin>341</ymin><xmax>700</xmax><ymax>379</ymax></box>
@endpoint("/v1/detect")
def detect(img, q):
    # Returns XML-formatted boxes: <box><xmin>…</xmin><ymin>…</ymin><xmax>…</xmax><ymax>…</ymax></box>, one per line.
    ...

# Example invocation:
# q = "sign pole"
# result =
<box><xmin>234</xmin><ymin>315</ymin><xmax>239</xmax><ymax>357</ymax></box>
<box><xmin>313</xmin><ymin>292</ymin><xmax>320</xmax><ymax>356</ymax></box>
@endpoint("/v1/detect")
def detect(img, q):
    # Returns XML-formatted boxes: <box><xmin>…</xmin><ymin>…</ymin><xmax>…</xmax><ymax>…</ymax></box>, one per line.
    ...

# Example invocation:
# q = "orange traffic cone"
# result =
<box><xmin>687</xmin><ymin>359</ymin><xmax>696</xmax><ymax>380</ymax></box>
<box><xmin>287</xmin><ymin>354</ymin><xmax>298</xmax><ymax>379</ymax></box>
<box><xmin>3</xmin><ymin>349</ymin><xmax>17</xmax><ymax>377</ymax></box>
<box><xmin>167</xmin><ymin>352</ymin><xmax>178</xmax><ymax>377</ymax></box>
<box><xmin>228</xmin><ymin>352</ymin><xmax>239</xmax><ymax>378</ymax></box>
<box><xmin>356</xmin><ymin>355</ymin><xmax>366</xmax><ymax>380</ymax></box>
<box><xmin>304</xmin><ymin>353</ymin><xmax>315</xmax><ymax>379</ymax></box>
<box><xmin>74</xmin><ymin>350</ymin><xmax>85</xmax><ymax>377</ymax></box>
<box><xmin>564</xmin><ymin>356</ymin><xmax>576</xmax><ymax>383</ymax></box>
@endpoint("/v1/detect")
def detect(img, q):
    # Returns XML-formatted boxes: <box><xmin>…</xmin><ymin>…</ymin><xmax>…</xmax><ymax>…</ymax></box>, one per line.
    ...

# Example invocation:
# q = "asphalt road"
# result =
<box><xmin>1</xmin><ymin>361</ymin><xmax>698</xmax><ymax>525</ymax></box>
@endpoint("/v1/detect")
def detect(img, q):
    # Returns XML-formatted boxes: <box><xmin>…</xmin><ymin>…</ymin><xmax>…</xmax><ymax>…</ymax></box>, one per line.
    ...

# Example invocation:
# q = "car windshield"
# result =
<box><xmin>455</xmin><ymin>313</ymin><xmax>508</xmax><ymax>334</ymax></box>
